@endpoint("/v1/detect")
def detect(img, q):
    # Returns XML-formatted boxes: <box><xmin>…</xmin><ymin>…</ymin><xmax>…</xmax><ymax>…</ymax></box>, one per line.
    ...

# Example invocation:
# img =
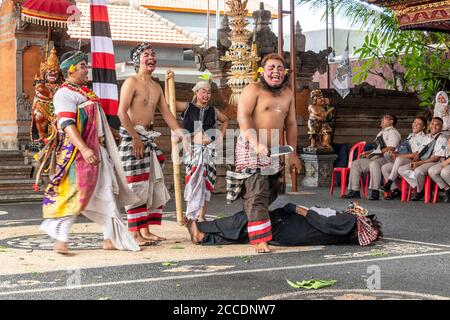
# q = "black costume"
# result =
<box><xmin>198</xmin><ymin>203</ymin><xmax>359</xmax><ymax>246</ymax></box>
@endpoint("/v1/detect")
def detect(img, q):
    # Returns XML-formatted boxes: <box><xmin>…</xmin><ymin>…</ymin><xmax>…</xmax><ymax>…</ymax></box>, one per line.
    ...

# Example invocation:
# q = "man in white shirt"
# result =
<box><xmin>398</xmin><ymin>117</ymin><xmax>448</xmax><ymax>201</ymax></box>
<box><xmin>342</xmin><ymin>114</ymin><xmax>401</xmax><ymax>200</ymax></box>
<box><xmin>381</xmin><ymin>117</ymin><xmax>428</xmax><ymax>200</ymax></box>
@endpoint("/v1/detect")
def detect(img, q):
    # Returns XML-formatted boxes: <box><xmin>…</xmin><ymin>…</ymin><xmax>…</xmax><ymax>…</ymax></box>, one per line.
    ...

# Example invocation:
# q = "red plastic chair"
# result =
<box><xmin>360</xmin><ymin>173</ymin><xmax>370</xmax><ymax>198</ymax></box>
<box><xmin>432</xmin><ymin>181</ymin><xmax>441</xmax><ymax>204</ymax></box>
<box><xmin>401</xmin><ymin>176</ymin><xmax>435</xmax><ymax>203</ymax></box>
<box><xmin>330</xmin><ymin>141</ymin><xmax>366</xmax><ymax>197</ymax></box>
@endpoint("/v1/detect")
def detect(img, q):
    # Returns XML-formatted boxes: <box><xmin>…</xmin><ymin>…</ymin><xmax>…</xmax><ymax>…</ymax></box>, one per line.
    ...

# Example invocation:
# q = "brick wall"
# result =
<box><xmin>0</xmin><ymin>0</ymin><xmax>18</xmax><ymax>150</ymax></box>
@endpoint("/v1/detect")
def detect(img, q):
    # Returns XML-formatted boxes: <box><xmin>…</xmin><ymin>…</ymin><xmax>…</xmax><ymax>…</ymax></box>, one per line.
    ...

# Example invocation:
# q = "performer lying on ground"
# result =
<box><xmin>170</xmin><ymin>76</ymin><xmax>229</xmax><ymax>222</ymax></box>
<box><xmin>118</xmin><ymin>42</ymin><xmax>190</xmax><ymax>246</ymax></box>
<box><xmin>185</xmin><ymin>202</ymin><xmax>381</xmax><ymax>247</ymax></box>
<box><xmin>39</xmin><ymin>51</ymin><xmax>140</xmax><ymax>254</ymax></box>
<box><xmin>228</xmin><ymin>53</ymin><xmax>301</xmax><ymax>253</ymax></box>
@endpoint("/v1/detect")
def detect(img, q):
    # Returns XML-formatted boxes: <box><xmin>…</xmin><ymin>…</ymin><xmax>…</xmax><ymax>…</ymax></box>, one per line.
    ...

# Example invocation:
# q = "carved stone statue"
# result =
<box><xmin>30</xmin><ymin>48</ymin><xmax>62</xmax><ymax>146</ymax></box>
<box><xmin>217</xmin><ymin>15</ymin><xmax>232</xmax><ymax>58</ymax></box>
<box><xmin>251</xmin><ymin>2</ymin><xmax>278</xmax><ymax>60</ymax></box>
<box><xmin>192</xmin><ymin>46</ymin><xmax>220</xmax><ymax>72</ymax></box>
<box><xmin>307</xmin><ymin>89</ymin><xmax>333</xmax><ymax>151</ymax></box>
<box><xmin>295</xmin><ymin>21</ymin><xmax>306</xmax><ymax>53</ymax></box>
<box><xmin>296</xmin><ymin>47</ymin><xmax>333</xmax><ymax>89</ymax></box>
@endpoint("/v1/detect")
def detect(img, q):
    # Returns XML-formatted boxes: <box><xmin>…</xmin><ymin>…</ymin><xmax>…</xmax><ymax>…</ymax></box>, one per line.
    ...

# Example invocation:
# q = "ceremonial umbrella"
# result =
<box><xmin>21</xmin><ymin>0</ymin><xmax>80</xmax><ymax>29</ymax></box>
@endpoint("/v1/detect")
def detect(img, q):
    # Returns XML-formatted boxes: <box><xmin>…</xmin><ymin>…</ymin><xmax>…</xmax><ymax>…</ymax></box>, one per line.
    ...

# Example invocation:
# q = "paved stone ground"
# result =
<box><xmin>1</xmin><ymin>187</ymin><xmax>450</xmax><ymax>301</ymax></box>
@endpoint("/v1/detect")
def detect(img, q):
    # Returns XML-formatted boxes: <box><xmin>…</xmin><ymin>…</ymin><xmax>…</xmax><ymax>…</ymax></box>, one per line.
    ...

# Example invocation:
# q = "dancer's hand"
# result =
<box><xmin>80</xmin><ymin>147</ymin><xmax>99</xmax><ymax>166</ymax></box>
<box><xmin>166</xmin><ymin>70</ymin><xmax>174</xmax><ymax>81</ymax></box>
<box><xmin>202</xmin><ymin>136</ymin><xmax>212</xmax><ymax>145</ymax></box>
<box><xmin>255</xmin><ymin>143</ymin><xmax>269</xmax><ymax>157</ymax></box>
<box><xmin>296</xmin><ymin>206</ymin><xmax>308</xmax><ymax>217</ymax></box>
<box><xmin>177</xmin><ymin>134</ymin><xmax>192</xmax><ymax>157</ymax></box>
<box><xmin>289</xmin><ymin>154</ymin><xmax>301</xmax><ymax>172</ymax></box>
<box><xmin>132</xmin><ymin>137</ymin><xmax>145</xmax><ymax>158</ymax></box>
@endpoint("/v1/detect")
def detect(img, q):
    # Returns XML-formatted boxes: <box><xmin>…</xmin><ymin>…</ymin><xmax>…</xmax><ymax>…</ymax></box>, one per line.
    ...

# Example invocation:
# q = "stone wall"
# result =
<box><xmin>320</xmin><ymin>86</ymin><xmax>423</xmax><ymax>145</ymax></box>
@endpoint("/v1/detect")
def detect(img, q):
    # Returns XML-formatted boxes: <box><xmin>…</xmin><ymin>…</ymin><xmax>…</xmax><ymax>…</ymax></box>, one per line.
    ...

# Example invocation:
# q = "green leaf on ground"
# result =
<box><xmin>286</xmin><ymin>280</ymin><xmax>301</xmax><ymax>289</ymax></box>
<box><xmin>171</xmin><ymin>245</ymin><xmax>185</xmax><ymax>250</ymax></box>
<box><xmin>26</xmin><ymin>269</ymin><xmax>40</xmax><ymax>275</ymax></box>
<box><xmin>286</xmin><ymin>279</ymin><xmax>337</xmax><ymax>290</ymax></box>
<box><xmin>162</xmin><ymin>262</ymin><xmax>179</xmax><ymax>267</ymax></box>
<box><xmin>19</xmin><ymin>257</ymin><xmax>25</xmax><ymax>260</ymax></box>
<box><xmin>370</xmin><ymin>251</ymin><xmax>388</xmax><ymax>257</ymax></box>
<box><xmin>240</xmin><ymin>256</ymin><xmax>251</xmax><ymax>263</ymax></box>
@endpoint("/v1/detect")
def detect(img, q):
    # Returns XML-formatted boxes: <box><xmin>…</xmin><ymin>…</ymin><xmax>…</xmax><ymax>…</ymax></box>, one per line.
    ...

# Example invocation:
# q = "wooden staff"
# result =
<box><xmin>165</xmin><ymin>71</ymin><xmax>184</xmax><ymax>225</ymax></box>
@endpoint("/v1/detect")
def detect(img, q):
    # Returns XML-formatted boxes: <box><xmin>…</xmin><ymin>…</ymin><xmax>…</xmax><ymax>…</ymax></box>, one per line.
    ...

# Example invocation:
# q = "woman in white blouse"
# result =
<box><xmin>434</xmin><ymin>91</ymin><xmax>449</xmax><ymax>135</ymax></box>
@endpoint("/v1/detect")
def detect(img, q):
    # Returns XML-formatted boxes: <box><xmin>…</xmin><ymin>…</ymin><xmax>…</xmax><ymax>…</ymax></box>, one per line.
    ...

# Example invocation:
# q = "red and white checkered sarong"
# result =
<box><xmin>235</xmin><ymin>136</ymin><xmax>280</xmax><ymax>173</ymax></box>
<box><xmin>355</xmin><ymin>215</ymin><xmax>379</xmax><ymax>246</ymax></box>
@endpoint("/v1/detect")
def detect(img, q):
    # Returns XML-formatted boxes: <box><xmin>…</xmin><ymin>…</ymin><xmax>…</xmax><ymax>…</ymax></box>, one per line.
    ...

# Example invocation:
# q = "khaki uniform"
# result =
<box><xmin>398</xmin><ymin>133</ymin><xmax>448</xmax><ymax>192</ymax></box>
<box><xmin>381</xmin><ymin>131</ymin><xmax>428</xmax><ymax>190</ymax></box>
<box><xmin>428</xmin><ymin>139</ymin><xmax>450</xmax><ymax>189</ymax></box>
<box><xmin>348</xmin><ymin>127</ymin><xmax>401</xmax><ymax>191</ymax></box>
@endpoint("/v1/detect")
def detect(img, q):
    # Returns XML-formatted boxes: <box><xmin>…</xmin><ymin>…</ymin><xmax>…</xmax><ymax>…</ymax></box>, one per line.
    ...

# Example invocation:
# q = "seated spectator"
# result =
<box><xmin>381</xmin><ymin>117</ymin><xmax>428</xmax><ymax>200</ymax></box>
<box><xmin>342</xmin><ymin>114</ymin><xmax>401</xmax><ymax>200</ymax></box>
<box><xmin>398</xmin><ymin>117</ymin><xmax>448</xmax><ymax>201</ymax></box>
<box><xmin>433</xmin><ymin>91</ymin><xmax>449</xmax><ymax>136</ymax></box>
<box><xmin>428</xmin><ymin>137</ymin><xmax>450</xmax><ymax>203</ymax></box>
<box><xmin>185</xmin><ymin>202</ymin><xmax>381</xmax><ymax>247</ymax></box>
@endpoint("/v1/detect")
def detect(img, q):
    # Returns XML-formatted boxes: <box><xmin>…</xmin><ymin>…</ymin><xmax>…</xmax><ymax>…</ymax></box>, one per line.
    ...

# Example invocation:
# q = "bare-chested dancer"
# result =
<box><xmin>227</xmin><ymin>53</ymin><xmax>301</xmax><ymax>253</ymax></box>
<box><xmin>118</xmin><ymin>42</ymin><xmax>188</xmax><ymax>246</ymax></box>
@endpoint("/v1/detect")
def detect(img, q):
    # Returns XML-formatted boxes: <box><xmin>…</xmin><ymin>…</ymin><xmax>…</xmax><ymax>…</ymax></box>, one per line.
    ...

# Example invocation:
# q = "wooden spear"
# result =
<box><xmin>165</xmin><ymin>70</ymin><xmax>184</xmax><ymax>225</ymax></box>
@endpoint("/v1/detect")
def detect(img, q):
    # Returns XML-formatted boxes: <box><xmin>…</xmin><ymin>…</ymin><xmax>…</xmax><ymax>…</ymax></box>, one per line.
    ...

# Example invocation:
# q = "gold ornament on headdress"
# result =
<box><xmin>310</xmin><ymin>89</ymin><xmax>323</xmax><ymax>99</ymax></box>
<box><xmin>39</xmin><ymin>48</ymin><xmax>61</xmax><ymax>78</ymax></box>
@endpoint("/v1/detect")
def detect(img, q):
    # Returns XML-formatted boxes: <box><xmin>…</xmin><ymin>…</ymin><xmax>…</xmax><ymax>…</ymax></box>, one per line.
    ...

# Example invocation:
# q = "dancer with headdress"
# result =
<box><xmin>169</xmin><ymin>75</ymin><xmax>229</xmax><ymax>222</ymax></box>
<box><xmin>38</xmin><ymin>51</ymin><xmax>140</xmax><ymax>254</ymax></box>
<box><xmin>118</xmin><ymin>42</ymin><xmax>190</xmax><ymax>245</ymax></box>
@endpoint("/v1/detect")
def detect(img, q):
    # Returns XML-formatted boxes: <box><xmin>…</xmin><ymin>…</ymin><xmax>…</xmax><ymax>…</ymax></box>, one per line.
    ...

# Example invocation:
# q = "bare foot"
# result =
<box><xmin>197</xmin><ymin>217</ymin><xmax>206</xmax><ymax>223</ymax></box>
<box><xmin>131</xmin><ymin>231</ymin><xmax>157</xmax><ymax>246</ymax></box>
<box><xmin>140</xmin><ymin>228</ymin><xmax>166</xmax><ymax>241</ymax></box>
<box><xmin>186</xmin><ymin>219</ymin><xmax>205</xmax><ymax>244</ymax></box>
<box><xmin>103</xmin><ymin>239</ymin><xmax>117</xmax><ymax>250</ymax></box>
<box><xmin>53</xmin><ymin>241</ymin><xmax>73</xmax><ymax>255</ymax></box>
<box><xmin>254</xmin><ymin>242</ymin><xmax>271</xmax><ymax>253</ymax></box>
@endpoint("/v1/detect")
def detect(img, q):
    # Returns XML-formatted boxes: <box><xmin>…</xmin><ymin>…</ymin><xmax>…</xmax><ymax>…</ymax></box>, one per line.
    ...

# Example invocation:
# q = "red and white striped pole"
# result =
<box><xmin>89</xmin><ymin>0</ymin><xmax>120</xmax><ymax>129</ymax></box>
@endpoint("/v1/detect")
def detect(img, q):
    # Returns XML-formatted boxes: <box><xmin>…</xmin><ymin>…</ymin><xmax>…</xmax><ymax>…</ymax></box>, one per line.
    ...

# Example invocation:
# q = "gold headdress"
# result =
<box><xmin>310</xmin><ymin>89</ymin><xmax>324</xmax><ymax>104</ymax></box>
<box><xmin>39</xmin><ymin>48</ymin><xmax>61</xmax><ymax>78</ymax></box>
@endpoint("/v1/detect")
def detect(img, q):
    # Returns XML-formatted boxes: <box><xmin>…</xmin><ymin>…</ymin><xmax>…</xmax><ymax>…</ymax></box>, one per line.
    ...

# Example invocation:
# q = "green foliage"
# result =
<box><xmin>354</xmin><ymin>30</ymin><xmax>450</xmax><ymax>106</ymax></box>
<box><xmin>297</xmin><ymin>0</ymin><xmax>398</xmax><ymax>38</ymax></box>
<box><xmin>298</xmin><ymin>0</ymin><xmax>450</xmax><ymax>107</ymax></box>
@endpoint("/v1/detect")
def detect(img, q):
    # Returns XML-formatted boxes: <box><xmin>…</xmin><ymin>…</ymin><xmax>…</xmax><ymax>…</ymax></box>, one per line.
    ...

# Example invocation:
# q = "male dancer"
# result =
<box><xmin>227</xmin><ymin>53</ymin><xmax>301</xmax><ymax>253</ymax></box>
<box><xmin>118</xmin><ymin>43</ymin><xmax>189</xmax><ymax>245</ymax></box>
